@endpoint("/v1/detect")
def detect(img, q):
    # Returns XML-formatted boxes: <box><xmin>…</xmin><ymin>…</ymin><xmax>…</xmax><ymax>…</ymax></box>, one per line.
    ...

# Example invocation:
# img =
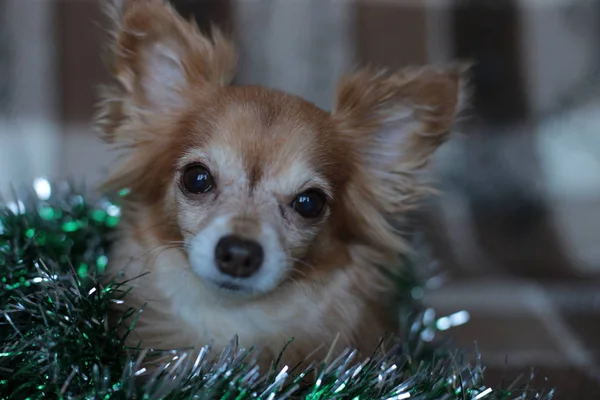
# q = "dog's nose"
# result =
<box><xmin>214</xmin><ymin>235</ymin><xmax>264</xmax><ymax>278</ymax></box>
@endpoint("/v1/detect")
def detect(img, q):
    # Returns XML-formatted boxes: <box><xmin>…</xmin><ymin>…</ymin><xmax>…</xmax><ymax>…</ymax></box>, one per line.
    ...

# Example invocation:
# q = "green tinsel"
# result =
<box><xmin>0</xmin><ymin>179</ymin><xmax>554</xmax><ymax>399</ymax></box>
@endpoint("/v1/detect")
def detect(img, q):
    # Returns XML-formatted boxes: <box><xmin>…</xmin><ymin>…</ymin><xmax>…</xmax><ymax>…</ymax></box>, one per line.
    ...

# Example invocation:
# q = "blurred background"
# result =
<box><xmin>1</xmin><ymin>0</ymin><xmax>600</xmax><ymax>396</ymax></box>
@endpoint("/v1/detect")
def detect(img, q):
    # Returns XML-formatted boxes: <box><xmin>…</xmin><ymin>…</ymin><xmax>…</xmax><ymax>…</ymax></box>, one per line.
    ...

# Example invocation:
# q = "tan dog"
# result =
<box><xmin>97</xmin><ymin>0</ymin><xmax>467</xmax><ymax>372</ymax></box>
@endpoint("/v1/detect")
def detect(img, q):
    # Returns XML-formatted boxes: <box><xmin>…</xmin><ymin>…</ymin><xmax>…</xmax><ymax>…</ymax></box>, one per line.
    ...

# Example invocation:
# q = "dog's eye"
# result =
<box><xmin>181</xmin><ymin>164</ymin><xmax>214</xmax><ymax>194</ymax></box>
<box><xmin>291</xmin><ymin>190</ymin><xmax>326</xmax><ymax>218</ymax></box>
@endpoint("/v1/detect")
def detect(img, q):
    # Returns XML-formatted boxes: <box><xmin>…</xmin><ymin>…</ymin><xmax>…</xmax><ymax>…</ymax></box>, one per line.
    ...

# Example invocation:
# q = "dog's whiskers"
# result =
<box><xmin>132</xmin><ymin>242</ymin><xmax>186</xmax><ymax>263</ymax></box>
<box><xmin>287</xmin><ymin>276</ymin><xmax>312</xmax><ymax>297</ymax></box>
<box><xmin>289</xmin><ymin>265</ymin><xmax>309</xmax><ymax>279</ymax></box>
<box><xmin>287</xmin><ymin>257</ymin><xmax>328</xmax><ymax>288</ymax></box>
<box><xmin>288</xmin><ymin>257</ymin><xmax>317</xmax><ymax>273</ymax></box>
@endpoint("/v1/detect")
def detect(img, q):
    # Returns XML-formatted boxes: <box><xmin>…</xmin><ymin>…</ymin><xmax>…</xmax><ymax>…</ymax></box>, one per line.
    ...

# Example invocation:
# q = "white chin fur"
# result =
<box><xmin>187</xmin><ymin>215</ymin><xmax>288</xmax><ymax>296</ymax></box>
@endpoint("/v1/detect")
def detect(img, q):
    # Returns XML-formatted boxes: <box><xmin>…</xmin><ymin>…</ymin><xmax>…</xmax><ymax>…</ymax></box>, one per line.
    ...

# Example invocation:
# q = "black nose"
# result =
<box><xmin>214</xmin><ymin>235</ymin><xmax>264</xmax><ymax>278</ymax></box>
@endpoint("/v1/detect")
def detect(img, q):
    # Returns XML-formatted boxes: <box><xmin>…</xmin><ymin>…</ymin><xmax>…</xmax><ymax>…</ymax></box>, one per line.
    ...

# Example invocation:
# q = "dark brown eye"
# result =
<box><xmin>181</xmin><ymin>164</ymin><xmax>214</xmax><ymax>194</ymax></box>
<box><xmin>291</xmin><ymin>190</ymin><xmax>326</xmax><ymax>218</ymax></box>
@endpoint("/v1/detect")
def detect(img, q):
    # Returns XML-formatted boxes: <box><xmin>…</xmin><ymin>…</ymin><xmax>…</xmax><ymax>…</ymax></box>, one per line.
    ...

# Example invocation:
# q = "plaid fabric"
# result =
<box><xmin>424</xmin><ymin>95</ymin><xmax>600</xmax><ymax>279</ymax></box>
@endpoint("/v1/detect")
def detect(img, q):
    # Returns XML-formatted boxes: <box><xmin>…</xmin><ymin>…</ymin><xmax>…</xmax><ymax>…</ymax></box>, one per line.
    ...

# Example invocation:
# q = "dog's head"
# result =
<box><xmin>98</xmin><ymin>0</ymin><xmax>467</xmax><ymax>298</ymax></box>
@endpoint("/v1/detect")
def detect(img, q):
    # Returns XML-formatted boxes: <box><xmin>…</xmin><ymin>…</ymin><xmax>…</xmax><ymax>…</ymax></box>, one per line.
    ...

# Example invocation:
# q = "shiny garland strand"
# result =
<box><xmin>0</xmin><ymin>179</ymin><xmax>554</xmax><ymax>399</ymax></box>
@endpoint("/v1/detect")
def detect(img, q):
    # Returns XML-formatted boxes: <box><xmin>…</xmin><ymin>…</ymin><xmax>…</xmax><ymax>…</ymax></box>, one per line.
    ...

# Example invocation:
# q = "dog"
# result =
<box><xmin>97</xmin><ymin>0</ymin><xmax>467</xmax><ymax>372</ymax></box>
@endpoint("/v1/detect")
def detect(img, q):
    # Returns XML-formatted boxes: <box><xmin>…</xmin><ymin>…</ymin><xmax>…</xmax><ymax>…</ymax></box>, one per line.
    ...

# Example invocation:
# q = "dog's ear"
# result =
<box><xmin>97</xmin><ymin>0</ymin><xmax>236</xmax><ymax>140</ymax></box>
<box><xmin>332</xmin><ymin>65</ymin><xmax>469</xmax><ymax>252</ymax></box>
<box><xmin>333</xmin><ymin>65</ymin><xmax>468</xmax><ymax>174</ymax></box>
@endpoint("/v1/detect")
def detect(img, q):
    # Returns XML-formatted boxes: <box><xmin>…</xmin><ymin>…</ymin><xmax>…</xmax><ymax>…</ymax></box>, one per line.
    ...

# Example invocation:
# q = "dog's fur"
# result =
<box><xmin>97</xmin><ymin>0</ymin><xmax>468</xmax><ymax>370</ymax></box>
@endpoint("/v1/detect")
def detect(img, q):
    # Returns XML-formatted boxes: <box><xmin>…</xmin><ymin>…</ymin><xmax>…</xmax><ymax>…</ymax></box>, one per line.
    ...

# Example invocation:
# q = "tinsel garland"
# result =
<box><xmin>0</xmin><ymin>179</ymin><xmax>554</xmax><ymax>399</ymax></box>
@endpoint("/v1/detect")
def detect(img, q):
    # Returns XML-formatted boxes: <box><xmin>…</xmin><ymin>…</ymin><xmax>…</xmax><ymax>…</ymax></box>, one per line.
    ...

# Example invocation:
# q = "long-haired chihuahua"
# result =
<box><xmin>98</xmin><ymin>0</ymin><xmax>467</xmax><ymax>371</ymax></box>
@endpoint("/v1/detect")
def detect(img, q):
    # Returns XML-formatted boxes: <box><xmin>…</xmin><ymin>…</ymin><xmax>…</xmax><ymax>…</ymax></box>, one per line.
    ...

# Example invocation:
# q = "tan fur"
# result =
<box><xmin>97</xmin><ymin>0</ymin><xmax>468</xmax><ymax>373</ymax></box>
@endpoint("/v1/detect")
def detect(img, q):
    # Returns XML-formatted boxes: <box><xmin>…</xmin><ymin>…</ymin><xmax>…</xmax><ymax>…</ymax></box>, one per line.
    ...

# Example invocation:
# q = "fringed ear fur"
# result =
<box><xmin>95</xmin><ymin>0</ymin><xmax>237</xmax><ymax>142</ymax></box>
<box><xmin>333</xmin><ymin>64</ymin><xmax>470</xmax><ymax>255</ymax></box>
<box><xmin>333</xmin><ymin>64</ymin><xmax>469</xmax><ymax>173</ymax></box>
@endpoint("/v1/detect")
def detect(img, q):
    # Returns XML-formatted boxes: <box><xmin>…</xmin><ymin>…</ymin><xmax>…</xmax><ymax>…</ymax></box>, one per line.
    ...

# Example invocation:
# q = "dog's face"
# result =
<box><xmin>170</xmin><ymin>89</ymin><xmax>349</xmax><ymax>296</ymax></box>
<box><xmin>99</xmin><ymin>0</ymin><xmax>467</xmax><ymax>298</ymax></box>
